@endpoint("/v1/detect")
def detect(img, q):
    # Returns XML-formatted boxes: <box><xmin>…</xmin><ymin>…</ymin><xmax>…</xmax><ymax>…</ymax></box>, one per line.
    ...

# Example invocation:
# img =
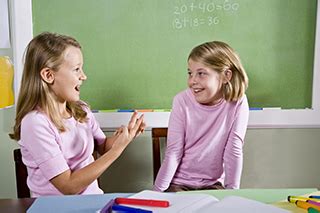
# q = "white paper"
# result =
<box><xmin>0</xmin><ymin>0</ymin><xmax>11</xmax><ymax>48</ymax></box>
<box><xmin>198</xmin><ymin>196</ymin><xmax>290</xmax><ymax>213</ymax></box>
<box><xmin>129</xmin><ymin>190</ymin><xmax>218</xmax><ymax>213</ymax></box>
<box><xmin>127</xmin><ymin>190</ymin><xmax>290</xmax><ymax>213</ymax></box>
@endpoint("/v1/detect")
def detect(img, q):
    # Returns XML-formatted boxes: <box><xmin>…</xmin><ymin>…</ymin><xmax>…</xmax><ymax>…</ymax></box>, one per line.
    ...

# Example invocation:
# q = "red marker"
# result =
<box><xmin>115</xmin><ymin>197</ymin><xmax>170</xmax><ymax>208</ymax></box>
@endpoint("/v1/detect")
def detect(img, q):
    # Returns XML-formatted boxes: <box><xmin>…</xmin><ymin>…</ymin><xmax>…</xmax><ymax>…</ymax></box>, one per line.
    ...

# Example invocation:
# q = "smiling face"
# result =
<box><xmin>187</xmin><ymin>59</ymin><xmax>225</xmax><ymax>106</ymax></box>
<box><xmin>49</xmin><ymin>46</ymin><xmax>87</xmax><ymax>103</ymax></box>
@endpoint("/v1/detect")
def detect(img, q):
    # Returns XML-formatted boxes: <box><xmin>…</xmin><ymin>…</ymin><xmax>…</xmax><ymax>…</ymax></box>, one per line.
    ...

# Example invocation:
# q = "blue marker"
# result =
<box><xmin>117</xmin><ymin>109</ymin><xmax>134</xmax><ymax>112</ymax></box>
<box><xmin>309</xmin><ymin>195</ymin><xmax>320</xmax><ymax>199</ymax></box>
<box><xmin>91</xmin><ymin>109</ymin><xmax>99</xmax><ymax>113</ymax></box>
<box><xmin>249</xmin><ymin>107</ymin><xmax>263</xmax><ymax>110</ymax></box>
<box><xmin>112</xmin><ymin>204</ymin><xmax>152</xmax><ymax>213</ymax></box>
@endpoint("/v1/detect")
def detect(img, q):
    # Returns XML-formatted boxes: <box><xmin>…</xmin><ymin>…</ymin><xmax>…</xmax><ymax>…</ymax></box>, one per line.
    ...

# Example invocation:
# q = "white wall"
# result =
<box><xmin>242</xmin><ymin>129</ymin><xmax>320</xmax><ymax>189</ymax></box>
<box><xmin>99</xmin><ymin>129</ymin><xmax>320</xmax><ymax>193</ymax></box>
<box><xmin>0</xmin><ymin>108</ymin><xmax>19</xmax><ymax>199</ymax></box>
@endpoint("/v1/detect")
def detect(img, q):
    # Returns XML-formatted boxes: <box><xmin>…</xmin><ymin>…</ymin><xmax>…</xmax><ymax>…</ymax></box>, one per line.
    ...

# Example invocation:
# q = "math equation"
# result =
<box><xmin>172</xmin><ymin>0</ymin><xmax>239</xmax><ymax>30</ymax></box>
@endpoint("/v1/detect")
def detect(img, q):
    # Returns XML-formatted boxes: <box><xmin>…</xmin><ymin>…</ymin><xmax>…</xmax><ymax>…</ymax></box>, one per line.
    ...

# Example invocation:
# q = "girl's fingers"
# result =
<box><xmin>128</xmin><ymin>111</ymin><xmax>139</xmax><ymax>130</ymax></box>
<box><xmin>116</xmin><ymin>126</ymin><xmax>128</xmax><ymax>139</ymax></box>
<box><xmin>135</xmin><ymin>132</ymin><xmax>141</xmax><ymax>138</ymax></box>
<box><xmin>113</xmin><ymin>128</ymin><xmax>120</xmax><ymax>136</ymax></box>
<box><xmin>140</xmin><ymin>121</ymin><xmax>146</xmax><ymax>132</ymax></box>
<box><xmin>125</xmin><ymin>112</ymin><xmax>146</xmax><ymax>139</ymax></box>
<box><xmin>131</xmin><ymin>114</ymin><xmax>144</xmax><ymax>133</ymax></box>
<box><xmin>136</xmin><ymin>121</ymin><xmax>146</xmax><ymax>137</ymax></box>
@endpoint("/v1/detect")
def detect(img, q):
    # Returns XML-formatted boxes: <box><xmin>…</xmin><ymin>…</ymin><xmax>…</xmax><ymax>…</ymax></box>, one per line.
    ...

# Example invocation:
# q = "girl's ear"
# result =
<box><xmin>40</xmin><ymin>68</ymin><xmax>55</xmax><ymax>84</ymax></box>
<box><xmin>223</xmin><ymin>69</ymin><xmax>232</xmax><ymax>83</ymax></box>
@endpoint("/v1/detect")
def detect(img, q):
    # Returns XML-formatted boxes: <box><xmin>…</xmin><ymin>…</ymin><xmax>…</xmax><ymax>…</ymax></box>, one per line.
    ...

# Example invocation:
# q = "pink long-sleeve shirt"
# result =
<box><xmin>19</xmin><ymin>106</ymin><xmax>106</xmax><ymax>197</ymax></box>
<box><xmin>154</xmin><ymin>89</ymin><xmax>249</xmax><ymax>191</ymax></box>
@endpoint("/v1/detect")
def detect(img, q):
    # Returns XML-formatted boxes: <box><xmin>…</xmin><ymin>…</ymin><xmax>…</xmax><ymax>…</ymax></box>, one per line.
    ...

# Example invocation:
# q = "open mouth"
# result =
<box><xmin>75</xmin><ymin>85</ymin><xmax>80</xmax><ymax>92</ymax></box>
<box><xmin>193</xmin><ymin>88</ymin><xmax>204</xmax><ymax>94</ymax></box>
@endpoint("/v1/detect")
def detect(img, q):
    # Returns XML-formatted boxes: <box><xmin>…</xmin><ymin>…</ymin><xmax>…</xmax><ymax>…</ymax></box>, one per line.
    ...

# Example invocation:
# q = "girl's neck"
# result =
<box><xmin>205</xmin><ymin>92</ymin><xmax>224</xmax><ymax>106</ymax></box>
<box><xmin>57</xmin><ymin>102</ymin><xmax>71</xmax><ymax>119</ymax></box>
<box><xmin>209</xmin><ymin>97</ymin><xmax>224</xmax><ymax>106</ymax></box>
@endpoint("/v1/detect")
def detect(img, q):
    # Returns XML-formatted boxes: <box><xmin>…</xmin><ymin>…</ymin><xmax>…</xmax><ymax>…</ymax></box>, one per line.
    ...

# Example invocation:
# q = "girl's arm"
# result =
<box><xmin>50</xmin><ymin>113</ymin><xmax>144</xmax><ymax>195</ymax></box>
<box><xmin>223</xmin><ymin>96</ymin><xmax>249</xmax><ymax>189</ymax></box>
<box><xmin>153</xmin><ymin>96</ymin><xmax>185</xmax><ymax>191</ymax></box>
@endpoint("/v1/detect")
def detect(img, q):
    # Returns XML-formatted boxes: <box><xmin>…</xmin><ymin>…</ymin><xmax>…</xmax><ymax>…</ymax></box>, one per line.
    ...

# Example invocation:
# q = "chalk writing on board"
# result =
<box><xmin>172</xmin><ymin>0</ymin><xmax>239</xmax><ymax>30</ymax></box>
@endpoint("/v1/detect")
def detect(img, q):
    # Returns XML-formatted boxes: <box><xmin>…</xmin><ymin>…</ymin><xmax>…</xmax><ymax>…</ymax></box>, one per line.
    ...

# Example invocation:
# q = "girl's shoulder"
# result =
<box><xmin>174</xmin><ymin>89</ymin><xmax>191</xmax><ymax>102</ymax></box>
<box><xmin>77</xmin><ymin>100</ymin><xmax>90</xmax><ymax>111</ymax></box>
<box><xmin>234</xmin><ymin>94</ymin><xmax>248</xmax><ymax>107</ymax></box>
<box><xmin>23</xmin><ymin>109</ymin><xmax>47</xmax><ymax>121</ymax></box>
<box><xmin>79</xmin><ymin>101</ymin><xmax>95</xmax><ymax>116</ymax></box>
<box><xmin>76</xmin><ymin>100</ymin><xmax>96</xmax><ymax>120</ymax></box>
<box><xmin>171</xmin><ymin>89</ymin><xmax>190</xmax><ymax>108</ymax></box>
<box><xmin>240</xmin><ymin>94</ymin><xmax>248</xmax><ymax>101</ymax></box>
<box><xmin>21</xmin><ymin>109</ymin><xmax>54</xmax><ymax>128</ymax></box>
<box><xmin>226</xmin><ymin>94</ymin><xmax>249</xmax><ymax>114</ymax></box>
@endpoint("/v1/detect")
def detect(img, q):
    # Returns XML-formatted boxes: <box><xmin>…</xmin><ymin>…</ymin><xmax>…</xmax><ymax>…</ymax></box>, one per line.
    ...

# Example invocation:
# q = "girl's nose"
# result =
<box><xmin>191</xmin><ymin>75</ymin><xmax>198</xmax><ymax>84</ymax></box>
<box><xmin>188</xmin><ymin>77</ymin><xmax>197</xmax><ymax>87</ymax></box>
<box><xmin>80</xmin><ymin>70</ymin><xmax>87</xmax><ymax>80</ymax></box>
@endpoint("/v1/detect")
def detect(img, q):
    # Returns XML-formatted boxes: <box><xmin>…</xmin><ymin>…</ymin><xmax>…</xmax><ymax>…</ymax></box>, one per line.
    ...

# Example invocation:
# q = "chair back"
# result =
<box><xmin>151</xmin><ymin>128</ymin><xmax>168</xmax><ymax>182</ymax></box>
<box><xmin>13</xmin><ymin>149</ymin><xmax>30</xmax><ymax>198</ymax></box>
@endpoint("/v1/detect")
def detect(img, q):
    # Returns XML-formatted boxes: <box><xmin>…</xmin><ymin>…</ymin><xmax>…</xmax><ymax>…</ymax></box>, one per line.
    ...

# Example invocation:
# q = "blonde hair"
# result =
<box><xmin>10</xmin><ymin>32</ymin><xmax>88</xmax><ymax>141</ymax></box>
<box><xmin>188</xmin><ymin>41</ymin><xmax>248</xmax><ymax>102</ymax></box>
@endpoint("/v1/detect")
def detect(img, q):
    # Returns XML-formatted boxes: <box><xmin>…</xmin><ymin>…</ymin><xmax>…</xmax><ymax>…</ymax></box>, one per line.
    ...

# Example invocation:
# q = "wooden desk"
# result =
<box><xmin>0</xmin><ymin>198</ymin><xmax>34</xmax><ymax>212</ymax></box>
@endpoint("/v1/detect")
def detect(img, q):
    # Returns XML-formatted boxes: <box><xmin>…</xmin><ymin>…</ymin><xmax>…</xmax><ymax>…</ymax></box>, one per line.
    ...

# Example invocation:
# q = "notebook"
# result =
<box><xmin>123</xmin><ymin>190</ymin><xmax>290</xmax><ymax>213</ymax></box>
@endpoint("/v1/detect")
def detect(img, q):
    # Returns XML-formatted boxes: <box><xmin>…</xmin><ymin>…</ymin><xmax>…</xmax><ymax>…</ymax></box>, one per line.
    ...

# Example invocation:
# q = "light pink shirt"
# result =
<box><xmin>19</xmin><ymin>106</ymin><xmax>106</xmax><ymax>197</ymax></box>
<box><xmin>154</xmin><ymin>89</ymin><xmax>249</xmax><ymax>191</ymax></box>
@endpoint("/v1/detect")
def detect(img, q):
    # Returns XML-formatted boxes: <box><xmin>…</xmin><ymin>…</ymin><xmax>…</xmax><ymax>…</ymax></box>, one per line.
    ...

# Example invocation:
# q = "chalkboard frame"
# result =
<box><xmin>9</xmin><ymin>0</ymin><xmax>320</xmax><ymax>128</ymax></box>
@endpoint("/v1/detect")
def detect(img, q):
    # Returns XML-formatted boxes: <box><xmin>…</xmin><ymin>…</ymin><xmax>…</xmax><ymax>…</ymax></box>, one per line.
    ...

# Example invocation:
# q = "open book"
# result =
<box><xmin>125</xmin><ymin>190</ymin><xmax>290</xmax><ymax>213</ymax></box>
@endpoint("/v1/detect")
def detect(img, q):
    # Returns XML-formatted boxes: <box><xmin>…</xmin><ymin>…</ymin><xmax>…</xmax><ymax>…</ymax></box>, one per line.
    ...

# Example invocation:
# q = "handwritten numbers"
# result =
<box><xmin>172</xmin><ymin>0</ymin><xmax>239</xmax><ymax>30</ymax></box>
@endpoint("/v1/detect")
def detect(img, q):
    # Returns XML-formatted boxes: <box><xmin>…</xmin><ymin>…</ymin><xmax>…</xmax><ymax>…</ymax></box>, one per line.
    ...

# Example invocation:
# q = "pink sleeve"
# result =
<box><xmin>20</xmin><ymin>112</ymin><xmax>69</xmax><ymax>180</ymax></box>
<box><xmin>153</xmin><ymin>96</ymin><xmax>185</xmax><ymax>191</ymax></box>
<box><xmin>85</xmin><ymin>109</ymin><xmax>106</xmax><ymax>146</ymax></box>
<box><xmin>223</xmin><ymin>96</ymin><xmax>249</xmax><ymax>189</ymax></box>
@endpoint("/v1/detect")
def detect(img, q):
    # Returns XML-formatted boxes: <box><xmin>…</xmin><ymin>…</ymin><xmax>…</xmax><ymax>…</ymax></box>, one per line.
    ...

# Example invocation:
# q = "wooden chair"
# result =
<box><xmin>151</xmin><ymin>127</ymin><xmax>168</xmax><ymax>182</ymax></box>
<box><xmin>13</xmin><ymin>141</ymin><xmax>100</xmax><ymax>198</ymax></box>
<box><xmin>13</xmin><ymin>149</ymin><xmax>30</xmax><ymax>198</ymax></box>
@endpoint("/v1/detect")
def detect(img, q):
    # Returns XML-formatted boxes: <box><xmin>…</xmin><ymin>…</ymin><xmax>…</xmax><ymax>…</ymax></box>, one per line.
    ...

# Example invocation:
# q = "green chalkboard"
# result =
<box><xmin>32</xmin><ymin>0</ymin><xmax>317</xmax><ymax>109</ymax></box>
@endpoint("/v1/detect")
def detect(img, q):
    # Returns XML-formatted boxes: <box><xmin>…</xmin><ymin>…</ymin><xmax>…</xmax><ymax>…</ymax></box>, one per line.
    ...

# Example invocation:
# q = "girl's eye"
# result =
<box><xmin>187</xmin><ymin>71</ymin><xmax>192</xmax><ymax>77</ymax></box>
<box><xmin>198</xmin><ymin>72</ymin><xmax>206</xmax><ymax>76</ymax></box>
<box><xmin>75</xmin><ymin>68</ymin><xmax>80</xmax><ymax>72</ymax></box>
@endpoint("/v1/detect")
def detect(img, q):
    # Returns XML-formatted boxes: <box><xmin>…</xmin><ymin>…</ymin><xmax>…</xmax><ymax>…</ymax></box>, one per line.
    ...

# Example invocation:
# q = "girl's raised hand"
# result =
<box><xmin>110</xmin><ymin>112</ymin><xmax>145</xmax><ymax>154</ymax></box>
<box><xmin>127</xmin><ymin>111</ymin><xmax>146</xmax><ymax>138</ymax></box>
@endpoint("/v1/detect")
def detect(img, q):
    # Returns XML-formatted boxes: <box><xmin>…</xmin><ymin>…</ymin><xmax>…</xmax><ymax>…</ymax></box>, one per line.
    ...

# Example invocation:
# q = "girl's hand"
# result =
<box><xmin>111</xmin><ymin>112</ymin><xmax>145</xmax><ymax>153</ymax></box>
<box><xmin>127</xmin><ymin>111</ymin><xmax>146</xmax><ymax>138</ymax></box>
